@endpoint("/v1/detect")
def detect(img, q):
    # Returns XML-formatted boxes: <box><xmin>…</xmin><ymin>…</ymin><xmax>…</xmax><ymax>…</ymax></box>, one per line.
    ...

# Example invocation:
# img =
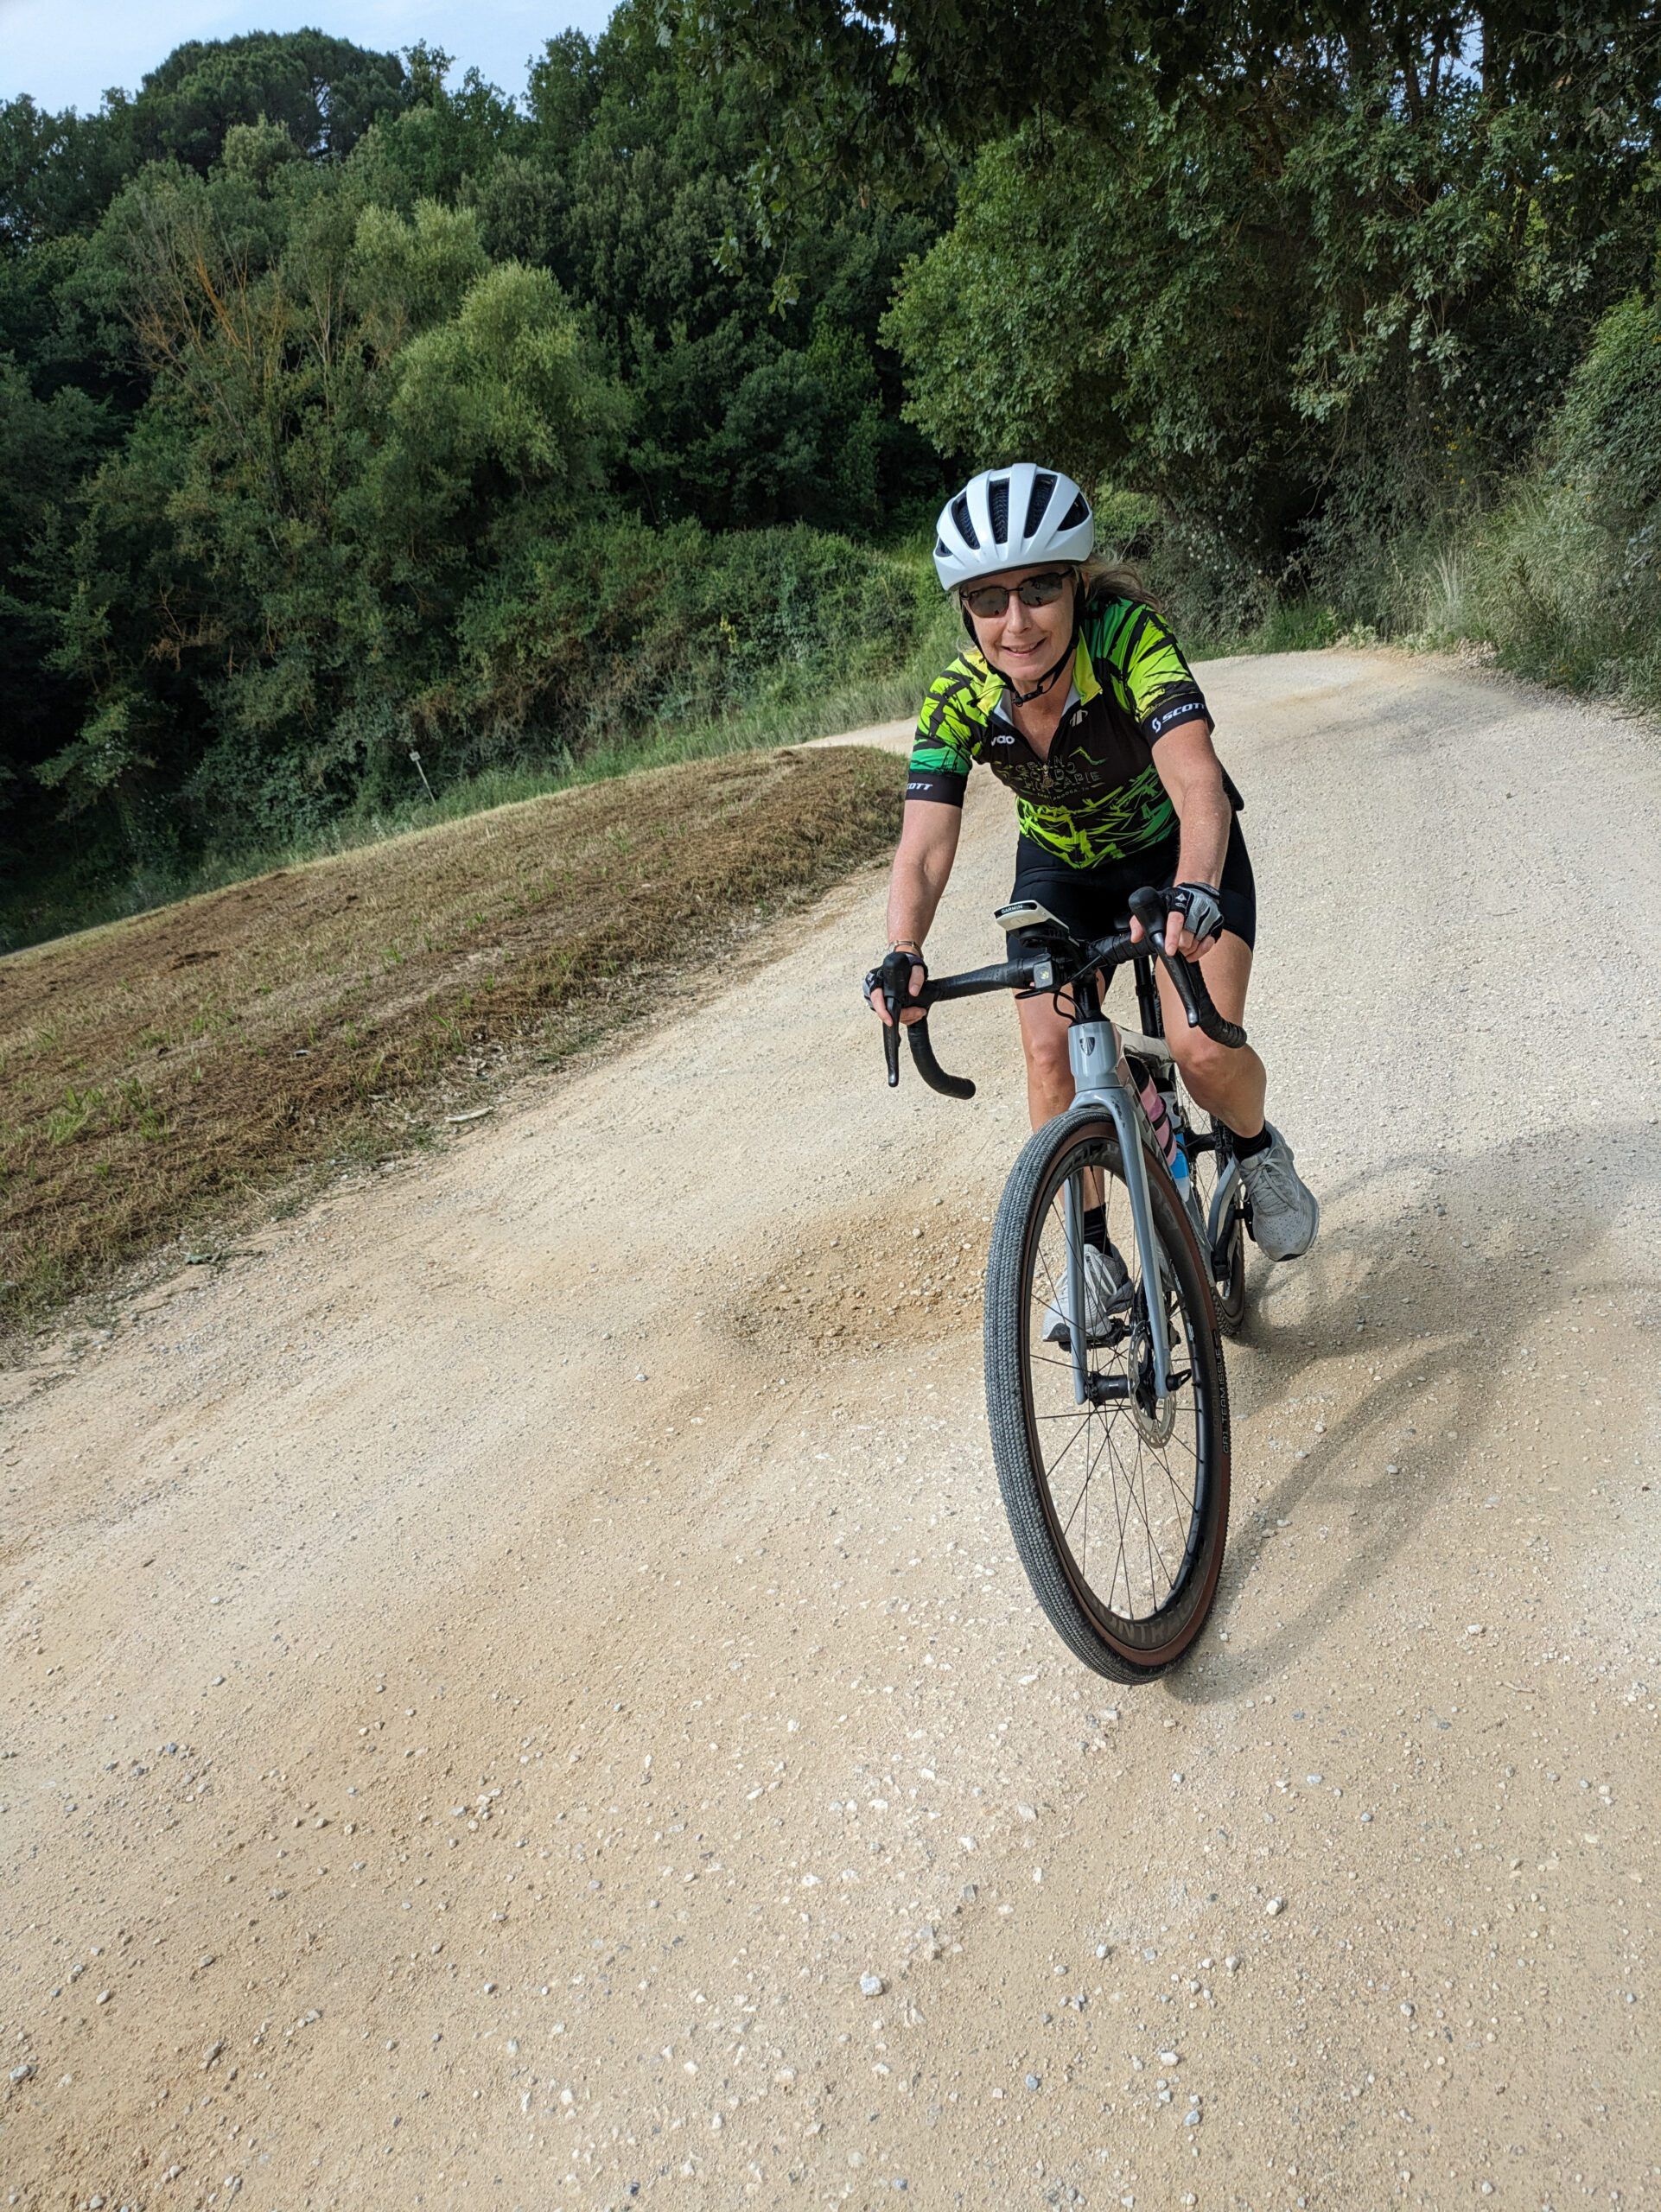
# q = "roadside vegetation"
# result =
<box><xmin>0</xmin><ymin>742</ymin><xmax>901</xmax><ymax>1338</ymax></box>
<box><xmin>3</xmin><ymin>2</ymin><xmax>1660</xmax><ymax>958</ymax></box>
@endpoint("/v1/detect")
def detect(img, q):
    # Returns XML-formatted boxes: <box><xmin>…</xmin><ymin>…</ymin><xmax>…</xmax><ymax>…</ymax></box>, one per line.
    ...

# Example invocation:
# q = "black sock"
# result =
<box><xmin>1234</xmin><ymin>1124</ymin><xmax>1273</xmax><ymax>1160</ymax></box>
<box><xmin>1082</xmin><ymin>1204</ymin><xmax>1108</xmax><ymax>1252</ymax></box>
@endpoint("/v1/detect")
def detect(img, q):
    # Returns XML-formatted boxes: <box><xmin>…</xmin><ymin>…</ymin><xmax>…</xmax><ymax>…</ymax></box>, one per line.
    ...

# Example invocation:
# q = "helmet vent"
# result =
<box><xmin>1059</xmin><ymin>492</ymin><xmax>1090</xmax><ymax>531</ymax></box>
<box><xmin>988</xmin><ymin>477</ymin><xmax>1010</xmax><ymax>543</ymax></box>
<box><xmin>950</xmin><ymin>495</ymin><xmax>979</xmax><ymax>550</ymax></box>
<box><xmin>1023</xmin><ymin>471</ymin><xmax>1058</xmax><ymax>538</ymax></box>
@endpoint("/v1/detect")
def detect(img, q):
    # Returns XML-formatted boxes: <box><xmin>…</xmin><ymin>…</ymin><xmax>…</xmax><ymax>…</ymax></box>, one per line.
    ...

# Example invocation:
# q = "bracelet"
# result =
<box><xmin>888</xmin><ymin>938</ymin><xmax>924</xmax><ymax>955</ymax></box>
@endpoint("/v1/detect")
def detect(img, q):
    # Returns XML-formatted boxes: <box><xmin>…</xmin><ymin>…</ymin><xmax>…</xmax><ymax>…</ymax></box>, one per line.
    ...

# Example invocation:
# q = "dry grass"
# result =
<box><xmin>1</xmin><ymin>744</ymin><xmax>902</xmax><ymax>1340</ymax></box>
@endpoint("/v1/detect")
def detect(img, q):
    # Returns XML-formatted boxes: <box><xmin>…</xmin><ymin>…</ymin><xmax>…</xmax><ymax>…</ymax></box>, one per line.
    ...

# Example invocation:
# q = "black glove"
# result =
<box><xmin>1165</xmin><ymin>882</ymin><xmax>1225</xmax><ymax>944</ymax></box>
<box><xmin>862</xmin><ymin>945</ymin><xmax>927</xmax><ymax>1016</ymax></box>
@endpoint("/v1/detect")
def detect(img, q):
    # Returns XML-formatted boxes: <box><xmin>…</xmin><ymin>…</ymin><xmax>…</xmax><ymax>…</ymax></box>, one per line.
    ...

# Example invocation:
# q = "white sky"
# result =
<box><xmin>0</xmin><ymin>0</ymin><xmax>619</xmax><ymax>112</ymax></box>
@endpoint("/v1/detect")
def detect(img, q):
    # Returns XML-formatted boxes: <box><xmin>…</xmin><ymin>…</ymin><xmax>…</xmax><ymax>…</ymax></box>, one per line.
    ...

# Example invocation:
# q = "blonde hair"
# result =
<box><xmin>1080</xmin><ymin>554</ymin><xmax>1158</xmax><ymax>612</ymax></box>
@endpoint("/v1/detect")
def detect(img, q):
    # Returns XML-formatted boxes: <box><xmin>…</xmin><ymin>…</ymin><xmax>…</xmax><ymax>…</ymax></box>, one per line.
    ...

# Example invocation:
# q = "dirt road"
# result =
<box><xmin>4</xmin><ymin>648</ymin><xmax>1659</xmax><ymax>2211</ymax></box>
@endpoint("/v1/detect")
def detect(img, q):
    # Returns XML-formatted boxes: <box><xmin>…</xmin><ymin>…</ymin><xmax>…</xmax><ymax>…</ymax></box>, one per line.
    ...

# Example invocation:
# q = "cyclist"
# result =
<box><xmin>866</xmin><ymin>462</ymin><xmax>1318</xmax><ymax>1304</ymax></box>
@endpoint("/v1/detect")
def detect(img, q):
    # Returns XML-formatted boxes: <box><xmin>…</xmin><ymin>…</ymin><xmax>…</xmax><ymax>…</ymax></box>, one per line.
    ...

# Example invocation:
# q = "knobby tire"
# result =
<box><xmin>983</xmin><ymin>1112</ymin><xmax>1231</xmax><ymax>1681</ymax></box>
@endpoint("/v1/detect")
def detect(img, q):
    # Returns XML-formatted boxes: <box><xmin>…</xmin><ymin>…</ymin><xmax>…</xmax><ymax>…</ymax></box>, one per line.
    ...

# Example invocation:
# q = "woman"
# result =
<box><xmin>867</xmin><ymin>462</ymin><xmax>1317</xmax><ymax>1317</ymax></box>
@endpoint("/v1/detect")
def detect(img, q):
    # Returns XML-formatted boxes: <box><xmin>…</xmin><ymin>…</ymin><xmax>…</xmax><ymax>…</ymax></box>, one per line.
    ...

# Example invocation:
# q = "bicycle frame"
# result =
<box><xmin>1056</xmin><ymin>972</ymin><xmax>1182</xmax><ymax>1402</ymax></box>
<box><xmin>1116</xmin><ymin>1011</ymin><xmax>1244</xmax><ymax>1267</ymax></box>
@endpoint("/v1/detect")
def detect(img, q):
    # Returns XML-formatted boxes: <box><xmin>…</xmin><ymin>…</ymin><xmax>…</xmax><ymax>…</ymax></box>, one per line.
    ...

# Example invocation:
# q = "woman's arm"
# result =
<box><xmin>1146</xmin><ymin>717</ymin><xmax>1232</xmax><ymax>957</ymax></box>
<box><xmin>872</xmin><ymin>799</ymin><xmax>962</xmax><ymax>1024</ymax></box>
<box><xmin>888</xmin><ymin>798</ymin><xmax>962</xmax><ymax>947</ymax></box>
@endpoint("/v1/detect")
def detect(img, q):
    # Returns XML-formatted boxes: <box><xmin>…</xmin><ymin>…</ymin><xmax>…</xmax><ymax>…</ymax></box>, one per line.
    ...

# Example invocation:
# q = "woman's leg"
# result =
<box><xmin>1152</xmin><ymin>932</ymin><xmax>1268</xmax><ymax>1138</ymax></box>
<box><xmin>1015</xmin><ymin>987</ymin><xmax>1078</xmax><ymax>1130</ymax></box>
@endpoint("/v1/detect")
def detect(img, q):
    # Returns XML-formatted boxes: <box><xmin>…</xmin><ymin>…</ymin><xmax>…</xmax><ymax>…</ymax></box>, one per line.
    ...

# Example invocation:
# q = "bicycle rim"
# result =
<box><xmin>984</xmin><ymin>1115</ymin><xmax>1231</xmax><ymax>1679</ymax></box>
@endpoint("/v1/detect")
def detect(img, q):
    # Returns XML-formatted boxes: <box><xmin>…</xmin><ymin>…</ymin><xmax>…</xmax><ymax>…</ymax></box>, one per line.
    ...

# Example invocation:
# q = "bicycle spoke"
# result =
<box><xmin>1058</xmin><ymin>1414</ymin><xmax>1111</xmax><ymax>1543</ymax></box>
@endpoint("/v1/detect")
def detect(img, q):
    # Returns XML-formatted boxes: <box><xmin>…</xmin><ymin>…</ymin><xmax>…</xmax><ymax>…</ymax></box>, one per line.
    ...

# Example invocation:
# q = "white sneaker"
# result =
<box><xmin>1041</xmin><ymin>1243</ymin><xmax>1131</xmax><ymax>1347</ymax></box>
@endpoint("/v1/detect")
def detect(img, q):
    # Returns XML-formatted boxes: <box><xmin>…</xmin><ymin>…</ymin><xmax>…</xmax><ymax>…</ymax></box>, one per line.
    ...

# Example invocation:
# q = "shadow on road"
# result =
<box><xmin>1164</xmin><ymin>1116</ymin><xmax>1660</xmax><ymax>1704</ymax></box>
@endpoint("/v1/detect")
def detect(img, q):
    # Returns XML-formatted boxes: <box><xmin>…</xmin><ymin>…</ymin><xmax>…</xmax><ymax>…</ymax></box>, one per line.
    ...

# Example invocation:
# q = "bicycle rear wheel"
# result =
<box><xmin>1186</xmin><ymin>1109</ymin><xmax>1247</xmax><ymax>1336</ymax></box>
<box><xmin>983</xmin><ymin>1113</ymin><xmax>1231</xmax><ymax>1680</ymax></box>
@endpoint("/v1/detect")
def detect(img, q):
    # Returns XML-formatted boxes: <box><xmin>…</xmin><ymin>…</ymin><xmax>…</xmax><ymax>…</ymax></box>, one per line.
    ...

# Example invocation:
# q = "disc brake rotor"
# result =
<box><xmin>1130</xmin><ymin>1308</ymin><xmax>1178</xmax><ymax>1446</ymax></box>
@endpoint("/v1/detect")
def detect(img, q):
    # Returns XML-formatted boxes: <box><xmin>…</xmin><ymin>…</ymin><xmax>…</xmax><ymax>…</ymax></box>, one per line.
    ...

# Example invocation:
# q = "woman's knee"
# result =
<box><xmin>1020</xmin><ymin>1016</ymin><xmax>1072</xmax><ymax>1091</ymax></box>
<box><xmin>1167</xmin><ymin>1027</ymin><xmax>1233</xmax><ymax>1096</ymax></box>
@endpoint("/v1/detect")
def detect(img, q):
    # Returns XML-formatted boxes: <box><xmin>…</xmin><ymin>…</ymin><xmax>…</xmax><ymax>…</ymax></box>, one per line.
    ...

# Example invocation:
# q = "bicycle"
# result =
<box><xmin>870</xmin><ymin>886</ymin><xmax>1251</xmax><ymax>1680</ymax></box>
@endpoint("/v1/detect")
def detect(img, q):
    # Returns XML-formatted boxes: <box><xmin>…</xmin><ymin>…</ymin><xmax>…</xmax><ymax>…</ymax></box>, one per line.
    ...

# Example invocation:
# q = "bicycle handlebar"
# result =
<box><xmin>875</xmin><ymin>897</ymin><xmax>1247</xmax><ymax>1103</ymax></box>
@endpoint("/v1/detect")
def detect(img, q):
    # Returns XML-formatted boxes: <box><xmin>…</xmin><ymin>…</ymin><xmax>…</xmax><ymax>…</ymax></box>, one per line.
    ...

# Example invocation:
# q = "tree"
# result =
<box><xmin>43</xmin><ymin>160</ymin><xmax>626</xmax><ymax>849</ymax></box>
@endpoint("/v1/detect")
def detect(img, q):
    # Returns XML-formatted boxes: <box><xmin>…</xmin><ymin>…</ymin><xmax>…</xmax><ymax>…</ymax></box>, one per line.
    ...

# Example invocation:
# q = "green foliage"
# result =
<box><xmin>885</xmin><ymin>42</ymin><xmax>1658</xmax><ymax>597</ymax></box>
<box><xmin>0</xmin><ymin>16</ymin><xmax>953</xmax><ymax>925</ymax></box>
<box><xmin>709</xmin><ymin>0</ymin><xmax>1661</xmax><ymax>649</ymax></box>
<box><xmin>449</xmin><ymin>515</ymin><xmax>934</xmax><ymax>752</ymax></box>
<box><xmin>42</xmin><ymin>163</ymin><xmax>627</xmax><ymax>849</ymax></box>
<box><xmin>1454</xmin><ymin>285</ymin><xmax>1661</xmax><ymax>705</ymax></box>
<box><xmin>127</xmin><ymin>30</ymin><xmax>408</xmax><ymax>169</ymax></box>
<box><xmin>9</xmin><ymin>2</ymin><xmax>1661</xmax><ymax>936</ymax></box>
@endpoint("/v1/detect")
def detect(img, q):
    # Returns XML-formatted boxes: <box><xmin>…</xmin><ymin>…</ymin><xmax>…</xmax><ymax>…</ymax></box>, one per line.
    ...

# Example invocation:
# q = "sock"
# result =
<box><xmin>1233</xmin><ymin>1124</ymin><xmax>1272</xmax><ymax>1160</ymax></box>
<box><xmin>1082</xmin><ymin>1203</ymin><xmax>1108</xmax><ymax>1252</ymax></box>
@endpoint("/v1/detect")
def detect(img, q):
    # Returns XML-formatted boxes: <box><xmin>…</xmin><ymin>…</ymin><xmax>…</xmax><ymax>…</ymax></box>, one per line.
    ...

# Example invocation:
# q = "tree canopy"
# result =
<box><xmin>0</xmin><ymin>12</ymin><xmax>950</xmax><ymax>907</ymax></box>
<box><xmin>3</xmin><ymin>3</ymin><xmax>1660</xmax><ymax>931</ymax></box>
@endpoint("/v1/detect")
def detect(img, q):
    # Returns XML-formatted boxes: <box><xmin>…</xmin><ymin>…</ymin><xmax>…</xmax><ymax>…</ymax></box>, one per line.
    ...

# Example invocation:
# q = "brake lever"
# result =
<box><xmin>872</xmin><ymin>947</ymin><xmax>918</xmax><ymax>1087</ymax></box>
<box><xmin>882</xmin><ymin>1009</ymin><xmax>901</xmax><ymax>1086</ymax></box>
<box><xmin>1125</xmin><ymin>887</ymin><xmax>1248</xmax><ymax>1050</ymax></box>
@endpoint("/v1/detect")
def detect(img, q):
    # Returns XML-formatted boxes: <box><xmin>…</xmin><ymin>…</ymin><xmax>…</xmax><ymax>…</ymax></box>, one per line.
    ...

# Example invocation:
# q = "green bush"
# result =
<box><xmin>449</xmin><ymin>518</ymin><xmax>938</xmax><ymax>757</ymax></box>
<box><xmin>1458</xmin><ymin>287</ymin><xmax>1661</xmax><ymax>706</ymax></box>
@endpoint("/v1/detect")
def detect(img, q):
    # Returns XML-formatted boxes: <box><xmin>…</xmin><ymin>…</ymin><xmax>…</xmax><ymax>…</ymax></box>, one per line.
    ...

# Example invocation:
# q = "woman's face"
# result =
<box><xmin>964</xmin><ymin>564</ymin><xmax>1078</xmax><ymax>684</ymax></box>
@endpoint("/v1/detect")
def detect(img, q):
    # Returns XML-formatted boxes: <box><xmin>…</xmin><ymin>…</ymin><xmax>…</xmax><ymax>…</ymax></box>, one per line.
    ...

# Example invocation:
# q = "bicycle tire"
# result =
<box><xmin>983</xmin><ymin>1112</ymin><xmax>1231</xmax><ymax>1681</ymax></box>
<box><xmin>1188</xmin><ymin>1110</ymin><xmax>1247</xmax><ymax>1337</ymax></box>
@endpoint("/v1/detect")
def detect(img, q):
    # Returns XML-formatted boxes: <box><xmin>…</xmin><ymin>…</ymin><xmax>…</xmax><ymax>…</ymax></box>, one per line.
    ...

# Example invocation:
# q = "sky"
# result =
<box><xmin>0</xmin><ymin>0</ymin><xmax>618</xmax><ymax>112</ymax></box>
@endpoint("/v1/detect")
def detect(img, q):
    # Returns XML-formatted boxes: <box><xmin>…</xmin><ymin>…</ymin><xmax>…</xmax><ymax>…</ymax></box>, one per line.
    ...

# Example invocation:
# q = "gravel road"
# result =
<box><xmin>3</xmin><ymin>647</ymin><xmax>1659</xmax><ymax>2210</ymax></box>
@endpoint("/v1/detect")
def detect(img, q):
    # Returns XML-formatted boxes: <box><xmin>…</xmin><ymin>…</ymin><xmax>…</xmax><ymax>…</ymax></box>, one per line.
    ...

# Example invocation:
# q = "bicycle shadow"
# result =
<box><xmin>1163</xmin><ymin>1115</ymin><xmax>1661</xmax><ymax>1706</ymax></box>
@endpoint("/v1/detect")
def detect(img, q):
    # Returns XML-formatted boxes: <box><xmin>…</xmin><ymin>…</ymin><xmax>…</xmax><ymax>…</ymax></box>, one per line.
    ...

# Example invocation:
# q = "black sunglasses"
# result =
<box><xmin>959</xmin><ymin>569</ymin><xmax>1075</xmax><ymax>620</ymax></box>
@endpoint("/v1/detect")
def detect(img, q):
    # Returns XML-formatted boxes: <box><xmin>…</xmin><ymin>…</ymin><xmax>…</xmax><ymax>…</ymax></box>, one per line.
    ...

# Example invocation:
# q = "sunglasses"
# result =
<box><xmin>960</xmin><ymin>569</ymin><xmax>1075</xmax><ymax>620</ymax></box>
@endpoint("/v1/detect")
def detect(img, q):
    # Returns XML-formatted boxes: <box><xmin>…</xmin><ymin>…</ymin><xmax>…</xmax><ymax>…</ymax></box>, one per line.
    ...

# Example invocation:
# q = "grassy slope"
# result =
<box><xmin>1</xmin><ymin>743</ymin><xmax>903</xmax><ymax>1341</ymax></box>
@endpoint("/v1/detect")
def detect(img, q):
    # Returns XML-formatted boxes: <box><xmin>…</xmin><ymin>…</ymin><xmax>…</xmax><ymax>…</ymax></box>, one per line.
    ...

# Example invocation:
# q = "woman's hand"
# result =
<box><xmin>1129</xmin><ymin>884</ymin><xmax>1225</xmax><ymax>963</ymax></box>
<box><xmin>864</xmin><ymin>944</ymin><xmax>929</xmax><ymax>1025</ymax></box>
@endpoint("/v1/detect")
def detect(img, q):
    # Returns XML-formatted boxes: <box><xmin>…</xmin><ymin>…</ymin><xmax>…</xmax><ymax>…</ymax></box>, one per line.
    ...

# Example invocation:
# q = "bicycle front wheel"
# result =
<box><xmin>984</xmin><ymin>1113</ymin><xmax>1231</xmax><ymax>1680</ymax></box>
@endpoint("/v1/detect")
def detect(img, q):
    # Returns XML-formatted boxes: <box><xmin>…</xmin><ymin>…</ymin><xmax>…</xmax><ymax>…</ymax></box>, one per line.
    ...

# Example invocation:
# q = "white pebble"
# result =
<box><xmin>860</xmin><ymin>1974</ymin><xmax>885</xmax><ymax>1998</ymax></box>
<box><xmin>1264</xmin><ymin>1898</ymin><xmax>1285</xmax><ymax>1917</ymax></box>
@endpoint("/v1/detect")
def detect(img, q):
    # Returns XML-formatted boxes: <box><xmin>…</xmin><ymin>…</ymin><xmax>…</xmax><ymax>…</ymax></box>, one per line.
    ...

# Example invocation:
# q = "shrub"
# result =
<box><xmin>1460</xmin><ymin>285</ymin><xmax>1661</xmax><ymax>706</ymax></box>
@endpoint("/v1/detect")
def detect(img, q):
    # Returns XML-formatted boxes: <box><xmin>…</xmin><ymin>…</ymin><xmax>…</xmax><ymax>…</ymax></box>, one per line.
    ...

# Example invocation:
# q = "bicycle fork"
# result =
<box><xmin>1062</xmin><ymin>1020</ymin><xmax>1178</xmax><ymax>1402</ymax></box>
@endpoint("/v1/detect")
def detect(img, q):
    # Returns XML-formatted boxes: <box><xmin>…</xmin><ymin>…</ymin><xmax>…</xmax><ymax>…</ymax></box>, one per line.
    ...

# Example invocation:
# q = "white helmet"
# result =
<box><xmin>932</xmin><ymin>464</ymin><xmax>1095</xmax><ymax>594</ymax></box>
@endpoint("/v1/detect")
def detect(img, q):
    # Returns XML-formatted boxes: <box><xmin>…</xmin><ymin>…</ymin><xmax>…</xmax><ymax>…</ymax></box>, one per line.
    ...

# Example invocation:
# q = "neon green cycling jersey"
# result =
<box><xmin>906</xmin><ymin>593</ymin><xmax>1239</xmax><ymax>868</ymax></box>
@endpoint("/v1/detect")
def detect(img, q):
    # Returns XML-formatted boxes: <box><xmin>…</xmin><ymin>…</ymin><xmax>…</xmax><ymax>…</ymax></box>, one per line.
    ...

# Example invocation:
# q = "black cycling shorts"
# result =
<box><xmin>1009</xmin><ymin>817</ymin><xmax>1257</xmax><ymax>950</ymax></box>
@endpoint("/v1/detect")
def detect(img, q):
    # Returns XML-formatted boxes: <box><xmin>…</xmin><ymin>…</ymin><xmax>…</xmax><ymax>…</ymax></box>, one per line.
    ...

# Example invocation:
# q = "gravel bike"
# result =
<box><xmin>871</xmin><ymin>887</ymin><xmax>1250</xmax><ymax>1679</ymax></box>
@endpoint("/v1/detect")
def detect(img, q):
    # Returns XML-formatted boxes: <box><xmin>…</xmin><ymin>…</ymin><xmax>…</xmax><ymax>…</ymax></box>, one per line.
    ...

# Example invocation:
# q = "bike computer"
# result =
<box><xmin>994</xmin><ymin>899</ymin><xmax>1066</xmax><ymax>934</ymax></box>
